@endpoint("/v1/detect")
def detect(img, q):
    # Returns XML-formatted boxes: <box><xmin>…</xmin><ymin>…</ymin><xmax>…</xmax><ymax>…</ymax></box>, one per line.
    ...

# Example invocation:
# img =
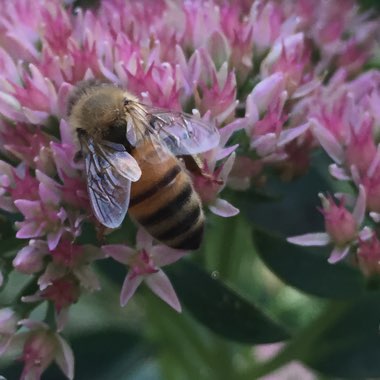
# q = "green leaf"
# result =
<box><xmin>253</xmin><ymin>229</ymin><xmax>366</xmax><ymax>299</ymax></box>
<box><xmin>305</xmin><ymin>292</ymin><xmax>380</xmax><ymax>378</ymax></box>
<box><xmin>1</xmin><ymin>237</ymin><xmax>25</xmax><ymax>253</ymax></box>
<box><xmin>167</xmin><ymin>260</ymin><xmax>290</xmax><ymax>344</ymax></box>
<box><xmin>237</xmin><ymin>152</ymin><xmax>333</xmax><ymax>237</ymax></box>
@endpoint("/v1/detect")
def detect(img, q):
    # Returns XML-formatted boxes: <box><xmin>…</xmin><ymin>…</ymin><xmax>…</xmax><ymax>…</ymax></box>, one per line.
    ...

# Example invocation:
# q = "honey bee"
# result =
<box><xmin>68</xmin><ymin>80</ymin><xmax>220</xmax><ymax>250</ymax></box>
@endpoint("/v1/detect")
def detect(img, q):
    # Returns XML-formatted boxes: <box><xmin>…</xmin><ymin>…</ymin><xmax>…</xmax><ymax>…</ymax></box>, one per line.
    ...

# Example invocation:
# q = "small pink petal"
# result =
<box><xmin>14</xmin><ymin>199</ymin><xmax>41</xmax><ymax>218</ymax></box>
<box><xmin>55</xmin><ymin>334</ymin><xmax>75</xmax><ymax>380</ymax></box>
<box><xmin>120</xmin><ymin>272</ymin><xmax>143</xmax><ymax>307</ymax></box>
<box><xmin>245</xmin><ymin>93</ymin><xmax>259</xmax><ymax>124</ymax></box>
<box><xmin>215</xmin><ymin>100</ymin><xmax>238</xmax><ymax>125</ymax></box>
<box><xmin>47</xmin><ymin>229</ymin><xmax>63</xmax><ymax>251</ymax></box>
<box><xmin>287</xmin><ymin>233</ymin><xmax>331</xmax><ymax>246</ymax></box>
<box><xmin>359</xmin><ymin>227</ymin><xmax>373</xmax><ymax>241</ymax></box>
<box><xmin>329</xmin><ymin>164</ymin><xmax>350</xmax><ymax>180</ymax></box>
<box><xmin>251</xmin><ymin>133</ymin><xmax>277</xmax><ymax>156</ymax></box>
<box><xmin>251</xmin><ymin>73</ymin><xmax>284</xmax><ymax>113</ymax></box>
<box><xmin>22</xmin><ymin>107</ymin><xmax>49</xmax><ymax>124</ymax></box>
<box><xmin>219</xmin><ymin>153</ymin><xmax>236</xmax><ymax>187</ymax></box>
<box><xmin>16</xmin><ymin>223</ymin><xmax>43</xmax><ymax>239</ymax></box>
<box><xmin>352</xmin><ymin>185</ymin><xmax>366</xmax><ymax>225</ymax></box>
<box><xmin>56</xmin><ymin>307</ymin><xmax>69</xmax><ymax>333</ymax></box>
<box><xmin>277</xmin><ymin>122</ymin><xmax>310</xmax><ymax>147</ymax></box>
<box><xmin>209</xmin><ymin>198</ymin><xmax>239</xmax><ymax>217</ymax></box>
<box><xmin>36</xmin><ymin>171</ymin><xmax>61</xmax><ymax>193</ymax></box>
<box><xmin>369</xmin><ymin>212</ymin><xmax>380</xmax><ymax>223</ymax></box>
<box><xmin>328</xmin><ymin>246</ymin><xmax>350</xmax><ymax>264</ymax></box>
<box><xmin>311</xmin><ymin>119</ymin><xmax>344</xmax><ymax>164</ymax></box>
<box><xmin>216</xmin><ymin>144</ymin><xmax>238</xmax><ymax>161</ymax></box>
<box><xmin>350</xmin><ymin>165</ymin><xmax>361</xmax><ymax>186</ymax></box>
<box><xmin>152</xmin><ymin>246</ymin><xmax>189</xmax><ymax>267</ymax></box>
<box><xmin>145</xmin><ymin>270</ymin><xmax>182</xmax><ymax>312</ymax></box>
<box><xmin>39</xmin><ymin>183</ymin><xmax>60</xmax><ymax>205</ymax></box>
<box><xmin>136</xmin><ymin>228</ymin><xmax>153</xmax><ymax>251</ymax></box>
<box><xmin>292</xmin><ymin>78</ymin><xmax>321</xmax><ymax>98</ymax></box>
<box><xmin>219</xmin><ymin>119</ymin><xmax>245</xmax><ymax>148</ymax></box>
<box><xmin>102</xmin><ymin>245</ymin><xmax>136</xmax><ymax>264</ymax></box>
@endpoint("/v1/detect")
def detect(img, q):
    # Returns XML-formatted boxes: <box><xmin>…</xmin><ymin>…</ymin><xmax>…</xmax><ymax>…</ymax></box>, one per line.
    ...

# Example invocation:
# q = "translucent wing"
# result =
<box><xmin>81</xmin><ymin>137</ymin><xmax>142</xmax><ymax>228</ymax></box>
<box><xmin>144</xmin><ymin>106</ymin><xmax>220</xmax><ymax>156</ymax></box>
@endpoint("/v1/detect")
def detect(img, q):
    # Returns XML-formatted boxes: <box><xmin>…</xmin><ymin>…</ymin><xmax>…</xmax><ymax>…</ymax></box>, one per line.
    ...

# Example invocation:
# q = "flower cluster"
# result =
<box><xmin>0</xmin><ymin>0</ymin><xmax>378</xmax><ymax>378</ymax></box>
<box><xmin>288</xmin><ymin>70</ymin><xmax>380</xmax><ymax>273</ymax></box>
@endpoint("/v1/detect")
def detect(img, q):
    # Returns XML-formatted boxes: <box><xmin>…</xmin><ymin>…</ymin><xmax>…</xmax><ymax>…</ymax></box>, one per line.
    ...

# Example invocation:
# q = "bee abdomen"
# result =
<box><xmin>129</xmin><ymin>163</ymin><xmax>204</xmax><ymax>250</ymax></box>
<box><xmin>143</xmin><ymin>190</ymin><xmax>204</xmax><ymax>250</ymax></box>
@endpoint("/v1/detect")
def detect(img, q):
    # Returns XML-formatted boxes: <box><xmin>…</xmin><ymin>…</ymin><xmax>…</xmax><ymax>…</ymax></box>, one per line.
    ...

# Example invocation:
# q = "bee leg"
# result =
<box><xmin>182</xmin><ymin>155</ymin><xmax>223</xmax><ymax>185</ymax></box>
<box><xmin>95</xmin><ymin>223</ymin><xmax>107</xmax><ymax>245</ymax></box>
<box><xmin>181</xmin><ymin>154</ymin><xmax>204</xmax><ymax>175</ymax></box>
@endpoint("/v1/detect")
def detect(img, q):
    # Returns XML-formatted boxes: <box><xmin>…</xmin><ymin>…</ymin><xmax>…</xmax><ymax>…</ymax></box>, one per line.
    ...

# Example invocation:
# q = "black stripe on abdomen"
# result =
<box><xmin>129</xmin><ymin>164</ymin><xmax>181</xmax><ymax>207</ymax></box>
<box><xmin>170</xmin><ymin>222</ymin><xmax>204</xmax><ymax>250</ymax></box>
<box><xmin>155</xmin><ymin>205</ymin><xmax>201</xmax><ymax>242</ymax></box>
<box><xmin>138</xmin><ymin>183</ymin><xmax>193</xmax><ymax>226</ymax></box>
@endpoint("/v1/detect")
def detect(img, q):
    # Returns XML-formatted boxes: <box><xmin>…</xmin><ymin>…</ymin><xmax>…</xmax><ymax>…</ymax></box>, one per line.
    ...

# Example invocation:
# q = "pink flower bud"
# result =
<box><xmin>357</xmin><ymin>235</ymin><xmax>380</xmax><ymax>277</ymax></box>
<box><xmin>13</xmin><ymin>240</ymin><xmax>47</xmax><ymax>274</ymax></box>
<box><xmin>320</xmin><ymin>195</ymin><xmax>357</xmax><ymax>246</ymax></box>
<box><xmin>40</xmin><ymin>277</ymin><xmax>80</xmax><ymax>313</ymax></box>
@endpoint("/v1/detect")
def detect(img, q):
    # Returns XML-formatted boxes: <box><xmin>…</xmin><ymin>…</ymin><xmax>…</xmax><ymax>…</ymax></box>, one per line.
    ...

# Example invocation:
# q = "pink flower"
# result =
<box><xmin>261</xmin><ymin>33</ymin><xmax>319</xmax><ymax>98</ymax></box>
<box><xmin>311</xmin><ymin>99</ymin><xmax>377</xmax><ymax>177</ymax></box>
<box><xmin>19</xmin><ymin>320</ymin><xmax>74</xmax><ymax>380</ymax></box>
<box><xmin>192</xmin><ymin>121</ymin><xmax>242</xmax><ymax>217</ymax></box>
<box><xmin>288</xmin><ymin>185</ymin><xmax>367</xmax><ymax>264</ymax></box>
<box><xmin>14</xmin><ymin>179</ymin><xmax>67</xmax><ymax>250</ymax></box>
<box><xmin>102</xmin><ymin>228</ymin><xmax>188</xmax><ymax>312</ymax></box>
<box><xmin>39</xmin><ymin>240</ymin><xmax>103</xmax><ymax>292</ymax></box>
<box><xmin>244</xmin><ymin>73</ymin><xmax>311</xmax><ymax>163</ymax></box>
<box><xmin>195</xmin><ymin>56</ymin><xmax>238</xmax><ymax>124</ymax></box>
<box><xmin>22</xmin><ymin>274</ymin><xmax>80</xmax><ymax>311</ymax></box>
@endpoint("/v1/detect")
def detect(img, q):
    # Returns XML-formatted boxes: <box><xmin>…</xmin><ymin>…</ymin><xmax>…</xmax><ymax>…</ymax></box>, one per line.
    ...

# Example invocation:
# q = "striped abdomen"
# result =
<box><xmin>128</xmin><ymin>141</ymin><xmax>204</xmax><ymax>250</ymax></box>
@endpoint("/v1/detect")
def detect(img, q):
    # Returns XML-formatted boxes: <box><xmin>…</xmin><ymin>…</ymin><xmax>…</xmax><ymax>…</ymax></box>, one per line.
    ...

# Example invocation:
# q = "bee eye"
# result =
<box><xmin>77</xmin><ymin>128</ymin><xmax>86</xmax><ymax>137</ymax></box>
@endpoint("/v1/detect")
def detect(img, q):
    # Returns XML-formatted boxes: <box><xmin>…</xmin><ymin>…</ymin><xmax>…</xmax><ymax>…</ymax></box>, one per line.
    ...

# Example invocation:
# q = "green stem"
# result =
<box><xmin>240</xmin><ymin>301</ymin><xmax>350</xmax><ymax>379</ymax></box>
<box><xmin>144</xmin><ymin>293</ymin><xmax>216</xmax><ymax>379</ymax></box>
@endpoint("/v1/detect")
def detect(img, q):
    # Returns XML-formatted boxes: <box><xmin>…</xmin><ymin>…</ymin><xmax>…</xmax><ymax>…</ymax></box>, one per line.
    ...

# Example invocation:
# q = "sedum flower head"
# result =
<box><xmin>0</xmin><ymin>0</ymin><xmax>378</xmax><ymax>377</ymax></box>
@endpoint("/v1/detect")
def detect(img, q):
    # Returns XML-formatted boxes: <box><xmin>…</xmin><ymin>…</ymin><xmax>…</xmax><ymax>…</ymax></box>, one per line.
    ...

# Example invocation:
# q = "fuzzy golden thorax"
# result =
<box><xmin>68</xmin><ymin>79</ymin><xmax>141</xmax><ymax>143</ymax></box>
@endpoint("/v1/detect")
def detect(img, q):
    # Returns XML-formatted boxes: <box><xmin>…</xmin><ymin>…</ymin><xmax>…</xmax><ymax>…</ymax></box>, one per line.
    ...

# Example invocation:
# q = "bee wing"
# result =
<box><xmin>83</xmin><ymin>138</ymin><xmax>142</xmax><ymax>228</ymax></box>
<box><xmin>144</xmin><ymin>106</ymin><xmax>220</xmax><ymax>156</ymax></box>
